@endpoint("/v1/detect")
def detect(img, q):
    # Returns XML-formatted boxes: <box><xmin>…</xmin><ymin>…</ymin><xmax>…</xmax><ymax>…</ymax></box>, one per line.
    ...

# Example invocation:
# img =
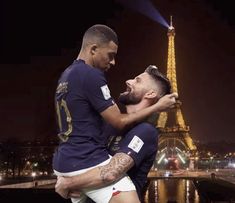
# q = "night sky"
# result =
<box><xmin>1</xmin><ymin>0</ymin><xmax>235</xmax><ymax>143</ymax></box>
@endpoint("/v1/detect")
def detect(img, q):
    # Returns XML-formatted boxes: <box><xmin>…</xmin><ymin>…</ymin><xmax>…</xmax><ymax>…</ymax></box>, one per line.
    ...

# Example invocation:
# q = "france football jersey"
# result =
<box><xmin>107</xmin><ymin>122</ymin><xmax>159</xmax><ymax>200</ymax></box>
<box><xmin>53</xmin><ymin>59</ymin><xmax>115</xmax><ymax>172</ymax></box>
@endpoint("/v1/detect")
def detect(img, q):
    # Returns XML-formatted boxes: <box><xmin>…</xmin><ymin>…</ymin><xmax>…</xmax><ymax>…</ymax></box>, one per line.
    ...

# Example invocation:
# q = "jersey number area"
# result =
<box><xmin>55</xmin><ymin>99</ymin><xmax>72</xmax><ymax>142</ymax></box>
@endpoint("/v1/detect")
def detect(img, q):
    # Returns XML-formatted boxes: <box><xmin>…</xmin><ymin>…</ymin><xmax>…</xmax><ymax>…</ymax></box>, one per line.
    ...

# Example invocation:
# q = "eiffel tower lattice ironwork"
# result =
<box><xmin>156</xmin><ymin>17</ymin><xmax>197</xmax><ymax>158</ymax></box>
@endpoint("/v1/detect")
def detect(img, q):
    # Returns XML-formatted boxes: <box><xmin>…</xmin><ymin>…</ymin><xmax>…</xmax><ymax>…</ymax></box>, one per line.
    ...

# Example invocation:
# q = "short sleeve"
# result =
<box><xmin>84</xmin><ymin>69</ymin><xmax>115</xmax><ymax>113</ymax></box>
<box><xmin>117</xmin><ymin>123</ymin><xmax>159</xmax><ymax>167</ymax></box>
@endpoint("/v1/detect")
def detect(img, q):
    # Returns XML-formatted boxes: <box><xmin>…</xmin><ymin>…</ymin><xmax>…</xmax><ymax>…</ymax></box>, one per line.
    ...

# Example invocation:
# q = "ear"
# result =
<box><xmin>90</xmin><ymin>44</ymin><xmax>98</xmax><ymax>55</ymax></box>
<box><xmin>145</xmin><ymin>90</ymin><xmax>158</xmax><ymax>99</ymax></box>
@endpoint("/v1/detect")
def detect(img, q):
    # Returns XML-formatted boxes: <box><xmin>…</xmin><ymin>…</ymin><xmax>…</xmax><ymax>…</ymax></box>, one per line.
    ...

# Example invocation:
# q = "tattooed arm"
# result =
<box><xmin>98</xmin><ymin>153</ymin><xmax>134</xmax><ymax>184</ymax></box>
<box><xmin>55</xmin><ymin>153</ymin><xmax>134</xmax><ymax>198</ymax></box>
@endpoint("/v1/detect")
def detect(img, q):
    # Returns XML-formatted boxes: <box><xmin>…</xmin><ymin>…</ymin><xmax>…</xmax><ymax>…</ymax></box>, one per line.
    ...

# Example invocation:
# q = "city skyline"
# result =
<box><xmin>1</xmin><ymin>0</ymin><xmax>235</xmax><ymax>142</ymax></box>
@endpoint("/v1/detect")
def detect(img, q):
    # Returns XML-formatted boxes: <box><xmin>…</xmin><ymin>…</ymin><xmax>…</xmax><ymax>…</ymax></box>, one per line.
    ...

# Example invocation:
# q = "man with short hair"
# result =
<box><xmin>55</xmin><ymin>65</ymin><xmax>174</xmax><ymax>203</ymax></box>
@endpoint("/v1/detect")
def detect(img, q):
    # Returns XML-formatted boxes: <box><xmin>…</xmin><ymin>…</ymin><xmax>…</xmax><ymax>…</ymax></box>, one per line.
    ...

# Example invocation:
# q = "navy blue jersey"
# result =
<box><xmin>53</xmin><ymin>59</ymin><xmax>115</xmax><ymax>172</ymax></box>
<box><xmin>107</xmin><ymin>122</ymin><xmax>158</xmax><ymax>201</ymax></box>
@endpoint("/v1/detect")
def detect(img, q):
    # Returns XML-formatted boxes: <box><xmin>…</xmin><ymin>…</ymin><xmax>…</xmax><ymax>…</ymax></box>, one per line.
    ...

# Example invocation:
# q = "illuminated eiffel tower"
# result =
<box><xmin>156</xmin><ymin>17</ymin><xmax>197</xmax><ymax>168</ymax></box>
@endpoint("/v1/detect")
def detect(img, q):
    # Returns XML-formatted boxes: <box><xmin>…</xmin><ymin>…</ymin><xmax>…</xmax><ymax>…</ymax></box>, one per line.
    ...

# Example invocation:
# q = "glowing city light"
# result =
<box><xmin>177</xmin><ymin>153</ymin><xmax>186</xmax><ymax>164</ymax></box>
<box><xmin>158</xmin><ymin>153</ymin><xmax>166</xmax><ymax>164</ymax></box>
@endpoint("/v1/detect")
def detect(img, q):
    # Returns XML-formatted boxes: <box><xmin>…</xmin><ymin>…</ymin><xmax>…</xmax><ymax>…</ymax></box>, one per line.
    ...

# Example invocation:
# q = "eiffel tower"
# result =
<box><xmin>156</xmin><ymin>17</ymin><xmax>197</xmax><ymax>168</ymax></box>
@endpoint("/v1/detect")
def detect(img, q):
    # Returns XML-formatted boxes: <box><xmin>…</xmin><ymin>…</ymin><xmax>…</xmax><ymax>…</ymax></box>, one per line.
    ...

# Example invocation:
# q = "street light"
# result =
<box><xmin>31</xmin><ymin>172</ymin><xmax>36</xmax><ymax>187</ymax></box>
<box><xmin>195</xmin><ymin>156</ymin><xmax>199</xmax><ymax>171</ymax></box>
<box><xmin>210</xmin><ymin>156</ymin><xmax>214</xmax><ymax>170</ymax></box>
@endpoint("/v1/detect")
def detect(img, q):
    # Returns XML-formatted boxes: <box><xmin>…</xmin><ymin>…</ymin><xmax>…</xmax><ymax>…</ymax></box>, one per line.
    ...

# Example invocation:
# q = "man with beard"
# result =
<box><xmin>53</xmin><ymin>24</ymin><xmax>177</xmax><ymax>203</ymax></box>
<box><xmin>55</xmin><ymin>65</ymin><xmax>174</xmax><ymax>203</ymax></box>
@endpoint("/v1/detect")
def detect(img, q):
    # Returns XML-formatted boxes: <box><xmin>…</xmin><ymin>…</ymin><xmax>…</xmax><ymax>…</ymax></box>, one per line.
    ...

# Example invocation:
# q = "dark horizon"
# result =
<box><xmin>1</xmin><ymin>0</ymin><xmax>235</xmax><ymax>143</ymax></box>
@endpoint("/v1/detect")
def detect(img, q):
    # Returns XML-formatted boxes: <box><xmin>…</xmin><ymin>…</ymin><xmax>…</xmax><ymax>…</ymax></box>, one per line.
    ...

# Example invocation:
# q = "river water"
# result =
<box><xmin>145</xmin><ymin>179</ymin><xmax>200</xmax><ymax>203</ymax></box>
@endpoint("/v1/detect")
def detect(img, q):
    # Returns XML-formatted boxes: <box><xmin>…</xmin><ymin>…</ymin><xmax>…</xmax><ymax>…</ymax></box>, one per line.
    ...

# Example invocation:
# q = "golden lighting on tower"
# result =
<box><xmin>157</xmin><ymin>16</ymin><xmax>197</xmax><ymax>152</ymax></box>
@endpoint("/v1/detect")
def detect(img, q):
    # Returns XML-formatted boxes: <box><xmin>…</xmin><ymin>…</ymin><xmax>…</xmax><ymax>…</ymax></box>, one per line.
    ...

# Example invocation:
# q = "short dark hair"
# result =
<box><xmin>145</xmin><ymin>65</ymin><xmax>171</xmax><ymax>97</ymax></box>
<box><xmin>82</xmin><ymin>24</ymin><xmax>118</xmax><ymax>47</ymax></box>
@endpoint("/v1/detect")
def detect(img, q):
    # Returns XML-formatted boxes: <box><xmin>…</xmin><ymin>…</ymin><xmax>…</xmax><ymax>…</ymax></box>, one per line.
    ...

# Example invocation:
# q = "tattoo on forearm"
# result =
<box><xmin>98</xmin><ymin>153</ymin><xmax>134</xmax><ymax>183</ymax></box>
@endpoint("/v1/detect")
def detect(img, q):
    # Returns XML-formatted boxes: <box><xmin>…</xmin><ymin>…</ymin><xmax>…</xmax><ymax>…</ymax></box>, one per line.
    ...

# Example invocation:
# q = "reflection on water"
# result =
<box><xmin>145</xmin><ymin>179</ymin><xmax>200</xmax><ymax>203</ymax></box>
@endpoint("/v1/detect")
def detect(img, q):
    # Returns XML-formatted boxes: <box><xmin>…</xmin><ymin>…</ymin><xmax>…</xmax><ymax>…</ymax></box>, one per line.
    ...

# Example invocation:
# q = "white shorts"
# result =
<box><xmin>54</xmin><ymin>157</ymin><xmax>136</xmax><ymax>203</ymax></box>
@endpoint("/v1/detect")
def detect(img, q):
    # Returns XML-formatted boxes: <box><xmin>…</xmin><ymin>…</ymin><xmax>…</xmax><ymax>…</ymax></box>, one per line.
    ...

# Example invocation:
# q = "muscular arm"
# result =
<box><xmin>101</xmin><ymin>93</ymin><xmax>177</xmax><ymax>130</ymax></box>
<box><xmin>98</xmin><ymin>153</ymin><xmax>134</xmax><ymax>184</ymax></box>
<box><xmin>55</xmin><ymin>153</ymin><xmax>134</xmax><ymax>194</ymax></box>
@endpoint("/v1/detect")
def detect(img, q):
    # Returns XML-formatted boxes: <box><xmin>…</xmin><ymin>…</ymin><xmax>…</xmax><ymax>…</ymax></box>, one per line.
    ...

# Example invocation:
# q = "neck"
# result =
<box><xmin>77</xmin><ymin>50</ymin><xmax>93</xmax><ymax>67</ymax></box>
<box><xmin>126</xmin><ymin>100</ymin><xmax>149</xmax><ymax>114</ymax></box>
